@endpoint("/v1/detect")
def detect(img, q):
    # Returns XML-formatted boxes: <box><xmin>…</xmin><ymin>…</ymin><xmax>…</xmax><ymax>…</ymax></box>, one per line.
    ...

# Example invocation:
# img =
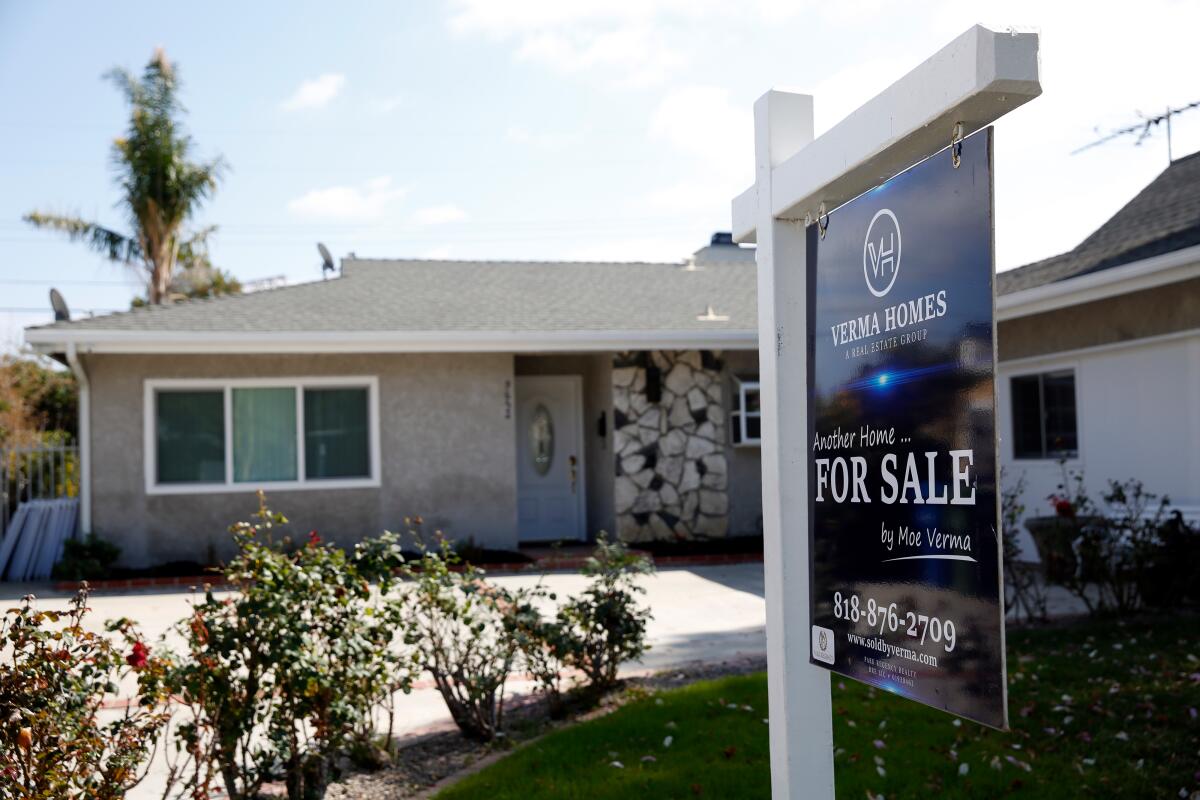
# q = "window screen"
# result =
<box><xmin>1010</xmin><ymin>370</ymin><xmax>1077</xmax><ymax>459</ymax></box>
<box><xmin>156</xmin><ymin>390</ymin><xmax>225</xmax><ymax>483</ymax></box>
<box><xmin>304</xmin><ymin>388</ymin><xmax>370</xmax><ymax>479</ymax></box>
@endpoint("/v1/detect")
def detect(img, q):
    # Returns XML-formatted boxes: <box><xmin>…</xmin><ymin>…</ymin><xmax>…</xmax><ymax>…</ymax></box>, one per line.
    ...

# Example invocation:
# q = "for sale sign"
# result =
<box><xmin>806</xmin><ymin>128</ymin><xmax>1006</xmax><ymax>728</ymax></box>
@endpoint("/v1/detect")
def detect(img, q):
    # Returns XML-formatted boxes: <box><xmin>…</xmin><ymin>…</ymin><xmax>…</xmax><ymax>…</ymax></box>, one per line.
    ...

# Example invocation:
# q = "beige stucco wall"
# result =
<box><xmin>514</xmin><ymin>354</ymin><xmax>616</xmax><ymax>537</ymax></box>
<box><xmin>722</xmin><ymin>350</ymin><xmax>764</xmax><ymax>537</ymax></box>
<box><xmin>84</xmin><ymin>352</ymin><xmax>518</xmax><ymax>567</ymax></box>
<box><xmin>998</xmin><ymin>276</ymin><xmax>1200</xmax><ymax>362</ymax></box>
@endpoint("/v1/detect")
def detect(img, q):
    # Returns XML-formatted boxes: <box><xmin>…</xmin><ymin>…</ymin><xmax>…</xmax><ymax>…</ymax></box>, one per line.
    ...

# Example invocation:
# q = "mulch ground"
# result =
<box><xmin>325</xmin><ymin>655</ymin><xmax>767</xmax><ymax>800</ymax></box>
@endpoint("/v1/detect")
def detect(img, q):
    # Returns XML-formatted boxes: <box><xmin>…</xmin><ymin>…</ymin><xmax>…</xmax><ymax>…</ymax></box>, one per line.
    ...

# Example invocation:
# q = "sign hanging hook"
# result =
<box><xmin>951</xmin><ymin>121</ymin><xmax>964</xmax><ymax>168</ymax></box>
<box><xmin>817</xmin><ymin>202</ymin><xmax>830</xmax><ymax>239</ymax></box>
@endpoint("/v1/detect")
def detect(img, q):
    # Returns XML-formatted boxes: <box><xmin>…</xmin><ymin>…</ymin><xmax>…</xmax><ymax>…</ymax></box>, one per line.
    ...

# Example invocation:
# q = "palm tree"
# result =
<box><xmin>25</xmin><ymin>48</ymin><xmax>232</xmax><ymax>305</ymax></box>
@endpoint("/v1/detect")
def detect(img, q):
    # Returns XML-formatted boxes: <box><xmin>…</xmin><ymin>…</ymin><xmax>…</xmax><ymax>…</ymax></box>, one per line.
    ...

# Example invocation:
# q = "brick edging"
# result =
<box><xmin>54</xmin><ymin>575</ymin><xmax>230</xmax><ymax>593</ymax></box>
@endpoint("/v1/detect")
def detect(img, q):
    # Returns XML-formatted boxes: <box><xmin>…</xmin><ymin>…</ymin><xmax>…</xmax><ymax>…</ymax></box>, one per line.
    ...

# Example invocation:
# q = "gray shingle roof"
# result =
<box><xmin>29</xmin><ymin>244</ymin><xmax>757</xmax><ymax>335</ymax></box>
<box><xmin>998</xmin><ymin>149</ymin><xmax>1200</xmax><ymax>294</ymax></box>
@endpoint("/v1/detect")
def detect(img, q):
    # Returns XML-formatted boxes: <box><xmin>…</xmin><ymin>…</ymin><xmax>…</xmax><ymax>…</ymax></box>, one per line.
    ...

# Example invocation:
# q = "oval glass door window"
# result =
<box><xmin>529</xmin><ymin>404</ymin><xmax>554</xmax><ymax>475</ymax></box>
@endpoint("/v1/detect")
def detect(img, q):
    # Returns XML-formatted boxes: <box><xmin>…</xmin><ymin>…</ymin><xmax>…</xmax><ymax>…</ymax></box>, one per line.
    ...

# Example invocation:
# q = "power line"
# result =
<box><xmin>0</xmin><ymin>278</ymin><xmax>141</xmax><ymax>286</ymax></box>
<box><xmin>1073</xmin><ymin>99</ymin><xmax>1200</xmax><ymax>162</ymax></box>
<box><xmin>0</xmin><ymin>307</ymin><xmax>123</xmax><ymax>314</ymax></box>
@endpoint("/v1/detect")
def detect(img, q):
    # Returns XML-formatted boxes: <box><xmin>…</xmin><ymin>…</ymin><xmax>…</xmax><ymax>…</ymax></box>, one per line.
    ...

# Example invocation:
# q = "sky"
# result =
<box><xmin>2</xmin><ymin>0</ymin><xmax>1199</xmax><ymax>351</ymax></box>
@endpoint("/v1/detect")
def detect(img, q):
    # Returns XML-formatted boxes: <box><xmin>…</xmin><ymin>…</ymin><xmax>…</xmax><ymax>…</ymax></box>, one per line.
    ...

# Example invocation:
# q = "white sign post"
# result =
<box><xmin>733</xmin><ymin>25</ymin><xmax>1042</xmax><ymax>799</ymax></box>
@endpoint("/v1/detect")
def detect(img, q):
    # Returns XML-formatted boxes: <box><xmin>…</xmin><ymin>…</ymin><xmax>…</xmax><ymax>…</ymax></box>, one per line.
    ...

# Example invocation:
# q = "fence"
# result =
<box><xmin>1</xmin><ymin>444</ymin><xmax>80</xmax><ymax>542</ymax></box>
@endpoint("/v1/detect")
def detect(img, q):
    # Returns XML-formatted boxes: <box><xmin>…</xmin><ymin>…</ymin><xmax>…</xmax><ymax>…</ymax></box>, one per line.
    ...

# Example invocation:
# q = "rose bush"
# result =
<box><xmin>0</xmin><ymin>585</ymin><xmax>170</xmax><ymax>799</ymax></box>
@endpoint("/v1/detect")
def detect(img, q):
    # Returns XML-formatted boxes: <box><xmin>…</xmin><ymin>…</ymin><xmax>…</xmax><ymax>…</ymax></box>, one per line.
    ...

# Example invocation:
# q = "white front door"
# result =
<box><xmin>515</xmin><ymin>376</ymin><xmax>586</xmax><ymax>542</ymax></box>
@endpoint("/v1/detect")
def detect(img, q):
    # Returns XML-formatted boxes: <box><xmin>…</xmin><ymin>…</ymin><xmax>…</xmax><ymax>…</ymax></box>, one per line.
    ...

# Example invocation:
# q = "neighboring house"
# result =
<box><xmin>24</xmin><ymin>154</ymin><xmax>1200</xmax><ymax>567</ymax></box>
<box><xmin>26</xmin><ymin>235</ymin><xmax>763</xmax><ymax>566</ymax></box>
<box><xmin>996</xmin><ymin>150</ymin><xmax>1200</xmax><ymax>553</ymax></box>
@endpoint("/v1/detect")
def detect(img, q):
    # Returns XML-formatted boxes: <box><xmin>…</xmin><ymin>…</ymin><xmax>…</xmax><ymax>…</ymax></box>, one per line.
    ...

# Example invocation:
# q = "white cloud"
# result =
<box><xmin>649</xmin><ymin>85</ymin><xmax>750</xmax><ymax>163</ymax></box>
<box><xmin>409</xmin><ymin>204</ymin><xmax>468</xmax><ymax>227</ymax></box>
<box><xmin>371</xmin><ymin>93</ymin><xmax>406</xmax><ymax>114</ymax></box>
<box><xmin>287</xmin><ymin>176</ymin><xmax>405</xmax><ymax>221</ymax></box>
<box><xmin>445</xmin><ymin>0</ymin><xmax>722</xmax><ymax>88</ymax></box>
<box><xmin>281</xmin><ymin>73</ymin><xmax>346</xmax><ymax>111</ymax></box>
<box><xmin>642</xmin><ymin>85</ymin><xmax>752</xmax><ymax>215</ymax></box>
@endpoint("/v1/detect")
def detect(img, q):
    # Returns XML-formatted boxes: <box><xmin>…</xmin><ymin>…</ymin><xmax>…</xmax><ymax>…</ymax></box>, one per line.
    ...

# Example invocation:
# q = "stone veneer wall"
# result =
<box><xmin>612</xmin><ymin>350</ymin><xmax>729</xmax><ymax>542</ymax></box>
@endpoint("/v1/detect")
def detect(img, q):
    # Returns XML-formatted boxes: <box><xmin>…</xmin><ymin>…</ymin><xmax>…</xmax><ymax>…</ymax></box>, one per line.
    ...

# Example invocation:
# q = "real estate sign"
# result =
<box><xmin>806</xmin><ymin>128</ymin><xmax>1007</xmax><ymax>729</ymax></box>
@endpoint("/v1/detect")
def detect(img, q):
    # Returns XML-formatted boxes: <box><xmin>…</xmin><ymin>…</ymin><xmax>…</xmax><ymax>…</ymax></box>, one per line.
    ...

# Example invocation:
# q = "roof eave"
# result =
<box><xmin>997</xmin><ymin>242</ymin><xmax>1200</xmax><ymax>321</ymax></box>
<box><xmin>24</xmin><ymin>328</ymin><xmax>760</xmax><ymax>355</ymax></box>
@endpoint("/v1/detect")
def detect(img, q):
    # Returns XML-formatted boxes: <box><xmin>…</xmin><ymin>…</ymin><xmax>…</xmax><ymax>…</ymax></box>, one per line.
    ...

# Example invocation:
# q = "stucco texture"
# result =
<box><xmin>84</xmin><ymin>352</ymin><xmax>517</xmax><ymax>567</ymax></box>
<box><xmin>722</xmin><ymin>350</ymin><xmax>764</xmax><ymax>537</ymax></box>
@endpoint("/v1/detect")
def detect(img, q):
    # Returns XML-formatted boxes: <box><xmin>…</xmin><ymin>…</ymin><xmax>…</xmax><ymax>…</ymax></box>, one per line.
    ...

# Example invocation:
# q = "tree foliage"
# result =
<box><xmin>24</xmin><ymin>49</ymin><xmax>235</xmax><ymax>305</ymax></box>
<box><xmin>0</xmin><ymin>356</ymin><xmax>77</xmax><ymax>446</ymax></box>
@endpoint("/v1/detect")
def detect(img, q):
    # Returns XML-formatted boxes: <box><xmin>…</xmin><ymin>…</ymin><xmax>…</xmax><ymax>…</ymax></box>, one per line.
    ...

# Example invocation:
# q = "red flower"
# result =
<box><xmin>126</xmin><ymin>641</ymin><xmax>149</xmax><ymax>669</ymax></box>
<box><xmin>1053</xmin><ymin>498</ymin><xmax>1075</xmax><ymax>519</ymax></box>
<box><xmin>307</xmin><ymin>530</ymin><xmax>321</xmax><ymax>547</ymax></box>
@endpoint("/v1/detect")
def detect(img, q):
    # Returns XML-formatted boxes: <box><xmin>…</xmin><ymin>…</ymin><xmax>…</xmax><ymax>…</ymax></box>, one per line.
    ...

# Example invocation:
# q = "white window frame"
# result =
<box><xmin>143</xmin><ymin>376</ymin><xmax>381</xmax><ymax>495</ymax></box>
<box><xmin>731</xmin><ymin>377</ymin><xmax>762</xmax><ymax>447</ymax></box>
<box><xmin>1006</xmin><ymin>366</ymin><xmax>1080</xmax><ymax>463</ymax></box>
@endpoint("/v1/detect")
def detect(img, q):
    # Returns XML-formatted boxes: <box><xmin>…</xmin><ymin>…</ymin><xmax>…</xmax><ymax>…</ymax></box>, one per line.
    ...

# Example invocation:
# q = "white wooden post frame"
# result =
<box><xmin>733</xmin><ymin>25</ymin><xmax>1041</xmax><ymax>799</ymax></box>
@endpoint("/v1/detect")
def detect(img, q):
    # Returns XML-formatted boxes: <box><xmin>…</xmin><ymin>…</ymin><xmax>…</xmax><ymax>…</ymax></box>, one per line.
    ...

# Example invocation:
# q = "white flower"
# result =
<box><xmin>610</xmin><ymin>761</ymin><xmax>624</xmax><ymax>769</ymax></box>
<box><xmin>876</xmin><ymin>766</ymin><xmax>886</xmax><ymax>777</ymax></box>
<box><xmin>958</xmin><ymin>763</ymin><xmax>970</xmax><ymax>777</ymax></box>
<box><xmin>641</xmin><ymin>755</ymin><xmax>656</xmax><ymax>763</ymax></box>
<box><xmin>663</xmin><ymin>736</ymin><xmax>673</xmax><ymax>749</ymax></box>
<box><xmin>1115</xmin><ymin>731</ymin><xmax>1129</xmax><ymax>741</ymax></box>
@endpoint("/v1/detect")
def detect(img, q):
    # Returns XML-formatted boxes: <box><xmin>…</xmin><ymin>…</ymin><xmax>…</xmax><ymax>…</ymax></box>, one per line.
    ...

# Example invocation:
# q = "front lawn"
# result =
<box><xmin>437</xmin><ymin>614</ymin><xmax>1200</xmax><ymax>799</ymax></box>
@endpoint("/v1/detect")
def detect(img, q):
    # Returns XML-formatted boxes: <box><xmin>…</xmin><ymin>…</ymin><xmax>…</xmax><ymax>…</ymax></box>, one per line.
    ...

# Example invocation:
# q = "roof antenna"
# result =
<box><xmin>318</xmin><ymin>242</ymin><xmax>337</xmax><ymax>279</ymax></box>
<box><xmin>49</xmin><ymin>288</ymin><xmax>71</xmax><ymax>322</ymax></box>
<box><xmin>1073</xmin><ymin>99</ymin><xmax>1200</xmax><ymax>164</ymax></box>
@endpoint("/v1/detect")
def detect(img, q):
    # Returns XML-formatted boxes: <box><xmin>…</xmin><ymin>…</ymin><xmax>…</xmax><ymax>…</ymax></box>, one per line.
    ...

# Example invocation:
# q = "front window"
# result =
<box><xmin>148</xmin><ymin>378</ymin><xmax>377</xmax><ymax>493</ymax></box>
<box><xmin>1011</xmin><ymin>370</ymin><xmax>1078</xmax><ymax>459</ymax></box>
<box><xmin>730</xmin><ymin>377</ymin><xmax>762</xmax><ymax>446</ymax></box>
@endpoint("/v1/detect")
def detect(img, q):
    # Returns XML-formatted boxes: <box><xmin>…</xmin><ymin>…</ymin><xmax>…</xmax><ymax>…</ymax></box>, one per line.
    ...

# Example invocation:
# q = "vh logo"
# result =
<box><xmin>863</xmin><ymin>208</ymin><xmax>902</xmax><ymax>297</ymax></box>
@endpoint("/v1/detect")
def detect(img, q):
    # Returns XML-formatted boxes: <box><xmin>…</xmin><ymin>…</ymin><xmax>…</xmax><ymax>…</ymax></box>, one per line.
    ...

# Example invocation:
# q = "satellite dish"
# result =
<box><xmin>317</xmin><ymin>242</ymin><xmax>336</xmax><ymax>278</ymax></box>
<box><xmin>49</xmin><ymin>288</ymin><xmax>70</xmax><ymax>322</ymax></box>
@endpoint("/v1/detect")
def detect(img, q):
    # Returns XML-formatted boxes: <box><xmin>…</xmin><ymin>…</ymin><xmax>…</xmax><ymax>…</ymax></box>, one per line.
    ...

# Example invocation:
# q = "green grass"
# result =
<box><xmin>438</xmin><ymin>614</ymin><xmax>1200</xmax><ymax>799</ymax></box>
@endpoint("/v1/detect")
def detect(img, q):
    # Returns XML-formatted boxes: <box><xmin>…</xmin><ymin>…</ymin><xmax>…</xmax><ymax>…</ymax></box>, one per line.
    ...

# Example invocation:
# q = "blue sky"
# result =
<box><xmin>2</xmin><ymin>0</ymin><xmax>1199</xmax><ymax>349</ymax></box>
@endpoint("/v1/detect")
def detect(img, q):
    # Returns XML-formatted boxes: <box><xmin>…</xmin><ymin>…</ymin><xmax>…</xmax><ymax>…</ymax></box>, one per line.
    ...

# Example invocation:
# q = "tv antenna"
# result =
<box><xmin>317</xmin><ymin>242</ymin><xmax>337</xmax><ymax>279</ymax></box>
<box><xmin>49</xmin><ymin>288</ymin><xmax>70</xmax><ymax>322</ymax></box>
<box><xmin>1073</xmin><ymin>99</ymin><xmax>1200</xmax><ymax>163</ymax></box>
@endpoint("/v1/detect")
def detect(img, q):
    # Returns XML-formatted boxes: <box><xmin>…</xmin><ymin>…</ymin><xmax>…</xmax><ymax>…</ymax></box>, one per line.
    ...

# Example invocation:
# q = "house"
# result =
<box><xmin>995</xmin><ymin>149</ymin><xmax>1200</xmax><ymax>549</ymax></box>
<box><xmin>24</xmin><ymin>154</ymin><xmax>1200</xmax><ymax>567</ymax></box>
<box><xmin>25</xmin><ymin>235</ymin><xmax>764</xmax><ymax>566</ymax></box>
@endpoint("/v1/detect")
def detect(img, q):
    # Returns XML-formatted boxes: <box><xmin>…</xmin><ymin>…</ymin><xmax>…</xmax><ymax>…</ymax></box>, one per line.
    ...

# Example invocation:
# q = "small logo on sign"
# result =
<box><xmin>812</xmin><ymin>625</ymin><xmax>835</xmax><ymax>664</ymax></box>
<box><xmin>863</xmin><ymin>208</ymin><xmax>901</xmax><ymax>297</ymax></box>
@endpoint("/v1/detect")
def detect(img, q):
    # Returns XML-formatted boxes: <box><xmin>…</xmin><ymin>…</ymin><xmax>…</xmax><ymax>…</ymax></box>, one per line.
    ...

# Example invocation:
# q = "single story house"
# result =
<box><xmin>25</xmin><ymin>153</ymin><xmax>1200</xmax><ymax>567</ymax></box>
<box><xmin>26</xmin><ymin>235</ymin><xmax>765</xmax><ymax>566</ymax></box>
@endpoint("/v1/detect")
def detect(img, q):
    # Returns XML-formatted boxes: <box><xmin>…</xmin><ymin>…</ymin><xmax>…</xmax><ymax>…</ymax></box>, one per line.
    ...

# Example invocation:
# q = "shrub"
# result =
<box><xmin>0</xmin><ymin>585</ymin><xmax>169</xmax><ymax>798</ymax></box>
<box><xmin>1034</xmin><ymin>466</ymin><xmax>1196</xmax><ymax>616</ymax></box>
<box><xmin>555</xmin><ymin>535</ymin><xmax>653</xmax><ymax>692</ymax></box>
<box><xmin>50</xmin><ymin>534</ymin><xmax>121</xmax><ymax>581</ymax></box>
<box><xmin>501</xmin><ymin>584</ymin><xmax>571</xmax><ymax>717</ymax></box>
<box><xmin>1001</xmin><ymin>472</ymin><xmax>1048</xmax><ymax>624</ymax></box>
<box><xmin>154</xmin><ymin>495</ymin><xmax>416</xmax><ymax>800</ymax></box>
<box><xmin>402</xmin><ymin>542</ymin><xmax>523</xmax><ymax>741</ymax></box>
